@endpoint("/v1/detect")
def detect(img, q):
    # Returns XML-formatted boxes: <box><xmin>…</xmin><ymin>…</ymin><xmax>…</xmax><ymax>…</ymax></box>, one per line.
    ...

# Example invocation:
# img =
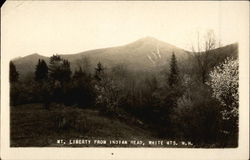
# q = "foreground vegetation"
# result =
<box><xmin>11</xmin><ymin>103</ymin><xmax>156</xmax><ymax>147</ymax></box>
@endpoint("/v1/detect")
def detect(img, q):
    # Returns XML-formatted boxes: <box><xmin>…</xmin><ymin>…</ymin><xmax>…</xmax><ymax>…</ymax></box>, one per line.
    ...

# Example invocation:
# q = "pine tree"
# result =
<box><xmin>35</xmin><ymin>59</ymin><xmax>48</xmax><ymax>81</ymax></box>
<box><xmin>68</xmin><ymin>66</ymin><xmax>95</xmax><ymax>106</ymax></box>
<box><xmin>49</xmin><ymin>55</ymin><xmax>62</xmax><ymax>81</ymax></box>
<box><xmin>61</xmin><ymin>59</ymin><xmax>72</xmax><ymax>82</ymax></box>
<box><xmin>49</xmin><ymin>55</ymin><xmax>71</xmax><ymax>83</ymax></box>
<box><xmin>9</xmin><ymin>61</ymin><xmax>19</xmax><ymax>83</ymax></box>
<box><xmin>47</xmin><ymin>55</ymin><xmax>72</xmax><ymax>104</ymax></box>
<box><xmin>94</xmin><ymin>62</ymin><xmax>104</xmax><ymax>81</ymax></box>
<box><xmin>168</xmin><ymin>52</ymin><xmax>179</xmax><ymax>87</ymax></box>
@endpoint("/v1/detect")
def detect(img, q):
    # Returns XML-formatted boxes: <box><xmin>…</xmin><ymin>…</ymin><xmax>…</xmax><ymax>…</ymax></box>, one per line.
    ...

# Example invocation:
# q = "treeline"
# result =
<box><xmin>10</xmin><ymin>55</ymin><xmax>96</xmax><ymax>107</ymax></box>
<box><xmin>10</xmin><ymin>47</ymin><xmax>238</xmax><ymax>147</ymax></box>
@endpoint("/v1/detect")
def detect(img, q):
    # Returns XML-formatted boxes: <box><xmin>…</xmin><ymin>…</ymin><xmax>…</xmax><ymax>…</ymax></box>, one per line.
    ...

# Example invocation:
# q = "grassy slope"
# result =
<box><xmin>10</xmin><ymin>104</ymin><xmax>158</xmax><ymax>147</ymax></box>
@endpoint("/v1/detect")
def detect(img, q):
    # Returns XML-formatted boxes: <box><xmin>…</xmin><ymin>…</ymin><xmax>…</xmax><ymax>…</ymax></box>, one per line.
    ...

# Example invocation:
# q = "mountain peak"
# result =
<box><xmin>126</xmin><ymin>36</ymin><xmax>162</xmax><ymax>48</ymax></box>
<box><xmin>25</xmin><ymin>53</ymin><xmax>48</xmax><ymax>59</ymax></box>
<box><xmin>136</xmin><ymin>36</ymin><xmax>159</xmax><ymax>42</ymax></box>
<box><xmin>125</xmin><ymin>36</ymin><xmax>179</xmax><ymax>51</ymax></box>
<box><xmin>12</xmin><ymin>53</ymin><xmax>47</xmax><ymax>62</ymax></box>
<box><xmin>29</xmin><ymin>53</ymin><xmax>41</xmax><ymax>57</ymax></box>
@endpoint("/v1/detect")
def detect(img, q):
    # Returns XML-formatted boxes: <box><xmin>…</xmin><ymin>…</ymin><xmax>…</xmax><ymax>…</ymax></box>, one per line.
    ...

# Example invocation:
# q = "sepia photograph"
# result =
<box><xmin>1</xmin><ymin>1</ymin><xmax>249</xmax><ymax>159</ymax></box>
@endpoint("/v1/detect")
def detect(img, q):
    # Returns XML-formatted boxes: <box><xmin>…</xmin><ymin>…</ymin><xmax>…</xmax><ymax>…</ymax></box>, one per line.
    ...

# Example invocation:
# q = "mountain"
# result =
<box><xmin>12</xmin><ymin>37</ymin><xmax>237</xmax><ymax>80</ymax></box>
<box><xmin>60</xmin><ymin>36</ymin><xmax>189</xmax><ymax>70</ymax></box>
<box><xmin>12</xmin><ymin>37</ymin><xmax>188</xmax><ymax>79</ymax></box>
<box><xmin>13</xmin><ymin>53</ymin><xmax>49</xmax><ymax>79</ymax></box>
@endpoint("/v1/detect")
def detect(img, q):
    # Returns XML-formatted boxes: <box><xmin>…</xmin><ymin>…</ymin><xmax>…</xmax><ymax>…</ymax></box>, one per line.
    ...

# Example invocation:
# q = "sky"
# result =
<box><xmin>1</xmin><ymin>1</ymin><xmax>249</xmax><ymax>59</ymax></box>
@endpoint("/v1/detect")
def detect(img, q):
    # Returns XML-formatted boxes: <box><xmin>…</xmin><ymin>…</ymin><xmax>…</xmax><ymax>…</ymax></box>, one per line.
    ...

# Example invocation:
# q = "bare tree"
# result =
<box><xmin>191</xmin><ymin>30</ymin><xmax>218</xmax><ymax>83</ymax></box>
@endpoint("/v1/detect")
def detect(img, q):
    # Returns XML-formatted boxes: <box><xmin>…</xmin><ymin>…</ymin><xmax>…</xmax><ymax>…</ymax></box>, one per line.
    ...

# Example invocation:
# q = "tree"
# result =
<box><xmin>93</xmin><ymin>62</ymin><xmax>122</xmax><ymax>115</ymax></box>
<box><xmin>168</xmin><ymin>52</ymin><xmax>179</xmax><ymax>87</ymax></box>
<box><xmin>61</xmin><ymin>59</ymin><xmax>72</xmax><ymax>82</ymax></box>
<box><xmin>9</xmin><ymin>61</ymin><xmax>19</xmax><ymax>83</ymax></box>
<box><xmin>49</xmin><ymin>55</ymin><xmax>72</xmax><ymax>83</ymax></box>
<box><xmin>10</xmin><ymin>61</ymin><xmax>19</xmax><ymax>105</ymax></box>
<box><xmin>191</xmin><ymin>30</ymin><xmax>217</xmax><ymax>83</ymax></box>
<box><xmin>47</xmin><ymin>55</ymin><xmax>72</xmax><ymax>104</ymax></box>
<box><xmin>49</xmin><ymin>55</ymin><xmax>62</xmax><ymax>81</ymax></box>
<box><xmin>35</xmin><ymin>59</ymin><xmax>48</xmax><ymax>81</ymax></box>
<box><xmin>95</xmin><ymin>76</ymin><xmax>121</xmax><ymax>116</ymax></box>
<box><xmin>206</xmin><ymin>57</ymin><xmax>238</xmax><ymax>136</ymax></box>
<box><xmin>72</xmin><ymin>67</ymin><xmax>85</xmax><ymax>80</ymax></box>
<box><xmin>65</xmin><ymin>67</ymin><xmax>95</xmax><ymax>107</ymax></box>
<box><xmin>172</xmin><ymin>83</ymin><xmax>221</xmax><ymax>144</ymax></box>
<box><xmin>94</xmin><ymin>62</ymin><xmax>104</xmax><ymax>81</ymax></box>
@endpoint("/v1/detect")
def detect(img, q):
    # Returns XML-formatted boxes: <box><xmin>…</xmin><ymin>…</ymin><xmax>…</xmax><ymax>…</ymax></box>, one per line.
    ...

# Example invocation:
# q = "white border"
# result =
<box><xmin>1</xmin><ymin>1</ymin><xmax>249</xmax><ymax>160</ymax></box>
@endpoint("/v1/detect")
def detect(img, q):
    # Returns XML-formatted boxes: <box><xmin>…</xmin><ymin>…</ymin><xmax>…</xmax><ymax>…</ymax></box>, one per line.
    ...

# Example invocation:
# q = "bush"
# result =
<box><xmin>10</xmin><ymin>81</ymin><xmax>42</xmax><ymax>105</ymax></box>
<box><xmin>53</xmin><ymin>108</ymin><xmax>90</xmax><ymax>133</ymax></box>
<box><xmin>171</xmin><ymin>83</ymin><xmax>222</xmax><ymax>145</ymax></box>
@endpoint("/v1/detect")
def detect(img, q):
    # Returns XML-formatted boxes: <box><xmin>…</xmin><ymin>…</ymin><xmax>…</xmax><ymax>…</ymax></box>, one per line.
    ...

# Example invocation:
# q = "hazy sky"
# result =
<box><xmin>1</xmin><ymin>1</ymin><xmax>248</xmax><ymax>59</ymax></box>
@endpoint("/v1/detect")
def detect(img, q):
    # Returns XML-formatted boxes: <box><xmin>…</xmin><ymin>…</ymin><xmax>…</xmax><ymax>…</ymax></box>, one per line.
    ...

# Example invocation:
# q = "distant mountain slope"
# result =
<box><xmin>13</xmin><ymin>37</ymin><xmax>188</xmax><ymax>79</ymax></box>
<box><xmin>13</xmin><ymin>53</ymin><xmax>49</xmax><ymax>79</ymax></box>
<box><xmin>206</xmin><ymin>43</ymin><xmax>238</xmax><ymax>69</ymax></box>
<box><xmin>61</xmin><ymin>37</ymin><xmax>188</xmax><ymax>70</ymax></box>
<box><xmin>12</xmin><ymin>37</ymin><xmax>238</xmax><ymax>80</ymax></box>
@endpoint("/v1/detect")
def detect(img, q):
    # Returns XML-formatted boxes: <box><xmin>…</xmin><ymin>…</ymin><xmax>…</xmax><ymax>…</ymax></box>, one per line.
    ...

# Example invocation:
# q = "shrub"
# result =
<box><xmin>171</xmin><ymin>83</ymin><xmax>221</xmax><ymax>145</ymax></box>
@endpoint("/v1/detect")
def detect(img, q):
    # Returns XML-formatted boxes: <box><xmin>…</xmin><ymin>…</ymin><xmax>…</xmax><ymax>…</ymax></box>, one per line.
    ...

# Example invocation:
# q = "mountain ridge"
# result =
<box><xmin>13</xmin><ymin>37</ymin><xmax>186</xmax><ymax>60</ymax></box>
<box><xmin>11</xmin><ymin>37</ymin><xmax>238</xmax><ymax>79</ymax></box>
